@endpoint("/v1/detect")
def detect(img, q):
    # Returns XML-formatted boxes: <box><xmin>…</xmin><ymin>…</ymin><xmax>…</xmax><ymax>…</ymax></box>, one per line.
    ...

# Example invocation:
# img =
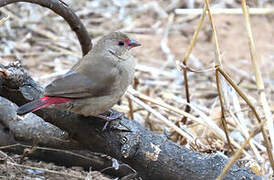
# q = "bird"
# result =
<box><xmin>17</xmin><ymin>32</ymin><xmax>141</xmax><ymax>121</ymax></box>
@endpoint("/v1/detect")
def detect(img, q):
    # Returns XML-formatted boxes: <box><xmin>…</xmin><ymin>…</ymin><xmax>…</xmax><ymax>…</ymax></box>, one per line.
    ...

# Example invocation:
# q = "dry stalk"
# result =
<box><xmin>241</xmin><ymin>0</ymin><xmax>274</xmax><ymax>170</ymax></box>
<box><xmin>217</xmin><ymin>66</ymin><xmax>274</xmax><ymax>170</ymax></box>
<box><xmin>204</xmin><ymin>0</ymin><xmax>222</xmax><ymax>64</ymax></box>
<box><xmin>180</xmin><ymin>5</ymin><xmax>207</xmax><ymax>124</ymax></box>
<box><xmin>182</xmin><ymin>5</ymin><xmax>207</xmax><ymax>64</ymax></box>
<box><xmin>216</xmin><ymin>70</ymin><xmax>234</xmax><ymax>152</ymax></box>
<box><xmin>204</xmin><ymin>0</ymin><xmax>233</xmax><ymax>151</ymax></box>
<box><xmin>0</xmin><ymin>144</ymin><xmax>21</xmax><ymax>150</ymax></box>
<box><xmin>175</xmin><ymin>8</ymin><xmax>274</xmax><ymax>15</ymax></box>
<box><xmin>182</xmin><ymin>63</ymin><xmax>191</xmax><ymax>120</ymax></box>
<box><xmin>217</xmin><ymin>120</ymin><xmax>266</xmax><ymax>180</ymax></box>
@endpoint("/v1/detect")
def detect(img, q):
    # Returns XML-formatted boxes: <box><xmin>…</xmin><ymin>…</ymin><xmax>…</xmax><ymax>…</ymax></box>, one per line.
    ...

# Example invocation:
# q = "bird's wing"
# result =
<box><xmin>45</xmin><ymin>60</ymin><xmax>119</xmax><ymax>98</ymax></box>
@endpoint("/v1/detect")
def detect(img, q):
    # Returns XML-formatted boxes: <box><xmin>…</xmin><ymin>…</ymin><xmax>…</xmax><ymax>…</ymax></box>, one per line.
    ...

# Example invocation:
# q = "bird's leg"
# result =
<box><xmin>97</xmin><ymin>109</ymin><xmax>124</xmax><ymax>130</ymax></box>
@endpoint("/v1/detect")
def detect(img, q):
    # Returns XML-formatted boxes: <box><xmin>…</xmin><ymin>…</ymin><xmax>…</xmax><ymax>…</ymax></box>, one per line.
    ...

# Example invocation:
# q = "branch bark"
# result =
<box><xmin>0</xmin><ymin>63</ymin><xmax>261</xmax><ymax>180</ymax></box>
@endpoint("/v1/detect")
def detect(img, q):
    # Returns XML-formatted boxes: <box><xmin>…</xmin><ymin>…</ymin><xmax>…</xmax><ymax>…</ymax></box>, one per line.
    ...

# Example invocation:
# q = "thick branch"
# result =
<box><xmin>0</xmin><ymin>96</ymin><xmax>137</xmax><ymax>178</ymax></box>
<box><xmin>0</xmin><ymin>0</ymin><xmax>92</xmax><ymax>56</ymax></box>
<box><xmin>0</xmin><ymin>95</ymin><xmax>81</xmax><ymax>149</ymax></box>
<box><xmin>0</xmin><ymin>63</ymin><xmax>261</xmax><ymax>180</ymax></box>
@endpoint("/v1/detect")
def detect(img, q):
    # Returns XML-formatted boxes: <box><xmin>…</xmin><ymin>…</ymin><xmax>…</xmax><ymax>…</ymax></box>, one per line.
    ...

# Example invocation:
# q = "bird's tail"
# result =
<box><xmin>17</xmin><ymin>96</ymin><xmax>72</xmax><ymax>115</ymax></box>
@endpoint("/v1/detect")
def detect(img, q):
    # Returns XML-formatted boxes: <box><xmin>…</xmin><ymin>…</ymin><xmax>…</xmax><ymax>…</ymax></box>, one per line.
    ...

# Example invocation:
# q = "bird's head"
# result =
<box><xmin>95</xmin><ymin>32</ymin><xmax>141</xmax><ymax>57</ymax></box>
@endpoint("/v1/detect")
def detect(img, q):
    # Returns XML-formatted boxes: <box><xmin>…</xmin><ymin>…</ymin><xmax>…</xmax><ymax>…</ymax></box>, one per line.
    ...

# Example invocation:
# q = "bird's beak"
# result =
<box><xmin>128</xmin><ymin>39</ymin><xmax>141</xmax><ymax>49</ymax></box>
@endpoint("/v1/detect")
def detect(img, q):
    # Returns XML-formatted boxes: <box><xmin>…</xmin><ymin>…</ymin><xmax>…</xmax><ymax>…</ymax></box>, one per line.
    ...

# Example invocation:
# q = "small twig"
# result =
<box><xmin>241</xmin><ymin>0</ymin><xmax>274</xmax><ymax>170</ymax></box>
<box><xmin>178</xmin><ymin>61</ymin><xmax>215</xmax><ymax>73</ymax></box>
<box><xmin>20</xmin><ymin>137</ymin><xmax>39</xmax><ymax>163</ymax></box>
<box><xmin>181</xmin><ymin>63</ymin><xmax>191</xmax><ymax>123</ymax></box>
<box><xmin>216</xmin><ymin>120</ymin><xmax>266</xmax><ymax>180</ymax></box>
<box><xmin>175</xmin><ymin>8</ymin><xmax>274</xmax><ymax>15</ymax></box>
<box><xmin>0</xmin><ymin>15</ymin><xmax>9</xmax><ymax>26</ymax></box>
<box><xmin>127</xmin><ymin>97</ymin><xmax>134</xmax><ymax>120</ymax></box>
<box><xmin>0</xmin><ymin>144</ymin><xmax>21</xmax><ymax>150</ymax></box>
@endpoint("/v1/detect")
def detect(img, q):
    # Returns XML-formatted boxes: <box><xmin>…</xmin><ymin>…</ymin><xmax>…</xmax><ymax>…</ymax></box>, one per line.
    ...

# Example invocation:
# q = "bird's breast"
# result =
<box><xmin>116</xmin><ymin>57</ymin><xmax>135</xmax><ymax>93</ymax></box>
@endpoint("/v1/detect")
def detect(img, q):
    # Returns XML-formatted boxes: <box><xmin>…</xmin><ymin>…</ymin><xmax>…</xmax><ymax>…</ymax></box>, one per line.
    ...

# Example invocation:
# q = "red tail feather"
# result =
<box><xmin>17</xmin><ymin>96</ymin><xmax>72</xmax><ymax>115</ymax></box>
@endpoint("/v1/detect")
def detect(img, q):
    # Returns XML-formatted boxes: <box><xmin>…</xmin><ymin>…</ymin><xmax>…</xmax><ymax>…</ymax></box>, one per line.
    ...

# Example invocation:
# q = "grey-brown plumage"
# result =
<box><xmin>17</xmin><ymin>32</ymin><xmax>140</xmax><ymax>116</ymax></box>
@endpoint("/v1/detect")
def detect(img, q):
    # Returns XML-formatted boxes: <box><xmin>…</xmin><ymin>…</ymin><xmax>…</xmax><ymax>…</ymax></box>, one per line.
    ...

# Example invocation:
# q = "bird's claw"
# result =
<box><xmin>97</xmin><ymin>110</ymin><xmax>124</xmax><ymax>131</ymax></box>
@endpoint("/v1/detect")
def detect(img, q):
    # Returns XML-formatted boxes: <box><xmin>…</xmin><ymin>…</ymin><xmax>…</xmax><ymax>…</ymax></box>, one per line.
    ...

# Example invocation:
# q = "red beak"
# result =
<box><xmin>128</xmin><ymin>39</ymin><xmax>141</xmax><ymax>49</ymax></box>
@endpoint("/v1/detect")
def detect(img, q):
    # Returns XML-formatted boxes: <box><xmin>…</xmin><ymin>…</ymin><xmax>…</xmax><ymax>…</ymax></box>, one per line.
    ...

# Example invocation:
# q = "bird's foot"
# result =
<box><xmin>98</xmin><ymin>109</ymin><xmax>124</xmax><ymax>121</ymax></box>
<box><xmin>97</xmin><ymin>110</ymin><xmax>124</xmax><ymax>131</ymax></box>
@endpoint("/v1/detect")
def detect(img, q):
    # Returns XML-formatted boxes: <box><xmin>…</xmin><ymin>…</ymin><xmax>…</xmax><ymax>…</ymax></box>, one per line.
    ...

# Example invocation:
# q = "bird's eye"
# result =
<box><xmin>118</xmin><ymin>41</ymin><xmax>125</xmax><ymax>46</ymax></box>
